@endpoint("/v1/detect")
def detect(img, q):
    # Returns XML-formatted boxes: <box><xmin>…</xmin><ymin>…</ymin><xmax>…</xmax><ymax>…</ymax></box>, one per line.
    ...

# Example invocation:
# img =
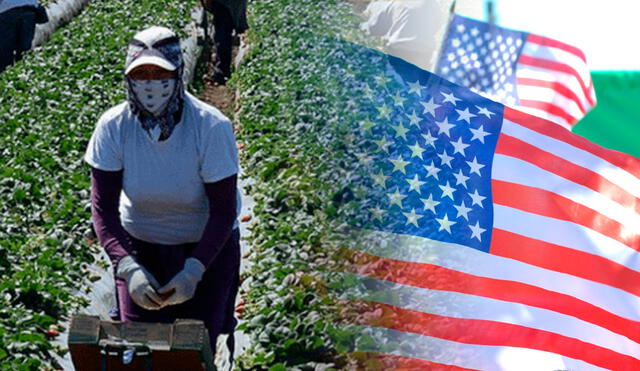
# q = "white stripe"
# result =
<box><xmin>521</xmin><ymin>41</ymin><xmax>592</xmax><ymax>94</ymax></box>
<box><xmin>493</xmin><ymin>154</ymin><xmax>640</xmax><ymax>236</ymax></box>
<box><xmin>494</xmin><ymin>204</ymin><xmax>640</xmax><ymax>276</ymax></box>
<box><xmin>338</xmin><ymin>228</ymin><xmax>640</xmax><ymax>322</ymax></box>
<box><xmin>335</xmin><ymin>273</ymin><xmax>640</xmax><ymax>360</ymax></box>
<box><xmin>512</xmin><ymin>105</ymin><xmax>571</xmax><ymax>129</ymax></box>
<box><xmin>502</xmin><ymin>119</ymin><xmax>640</xmax><ymax>200</ymax></box>
<box><xmin>517</xmin><ymin>84</ymin><xmax>585</xmax><ymax>118</ymax></box>
<box><xmin>516</xmin><ymin>65</ymin><xmax>594</xmax><ymax>110</ymax></box>
<box><xmin>337</xmin><ymin>324</ymin><xmax>609</xmax><ymax>371</ymax></box>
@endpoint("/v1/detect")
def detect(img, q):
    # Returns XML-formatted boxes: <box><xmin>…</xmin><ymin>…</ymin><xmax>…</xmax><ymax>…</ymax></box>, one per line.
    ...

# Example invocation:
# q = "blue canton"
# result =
<box><xmin>436</xmin><ymin>15</ymin><xmax>527</xmax><ymax>107</ymax></box>
<box><xmin>349</xmin><ymin>52</ymin><xmax>503</xmax><ymax>253</ymax></box>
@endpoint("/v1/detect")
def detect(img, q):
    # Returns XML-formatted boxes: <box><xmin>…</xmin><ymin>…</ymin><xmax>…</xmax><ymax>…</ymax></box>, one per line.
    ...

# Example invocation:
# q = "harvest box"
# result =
<box><xmin>68</xmin><ymin>315</ymin><xmax>214</xmax><ymax>371</ymax></box>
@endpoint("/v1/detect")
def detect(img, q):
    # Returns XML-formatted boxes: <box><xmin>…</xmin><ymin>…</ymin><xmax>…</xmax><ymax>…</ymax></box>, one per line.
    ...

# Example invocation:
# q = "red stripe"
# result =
<box><xmin>338</xmin><ymin>248</ymin><xmax>640</xmax><ymax>344</ymax></box>
<box><xmin>492</xmin><ymin>180</ymin><xmax>639</xmax><ymax>251</ymax></box>
<box><xmin>504</xmin><ymin>106</ymin><xmax>640</xmax><ymax>179</ymax></box>
<box><xmin>495</xmin><ymin>133</ymin><xmax>640</xmax><ymax>214</ymax></box>
<box><xmin>518</xmin><ymin>99</ymin><xmax>578</xmax><ymax>125</ymax></box>
<box><xmin>347</xmin><ymin>352</ymin><xmax>478</xmax><ymax>371</ymax></box>
<box><xmin>491</xmin><ymin>229</ymin><xmax>640</xmax><ymax>297</ymax></box>
<box><xmin>526</xmin><ymin>33</ymin><xmax>587</xmax><ymax>63</ymax></box>
<box><xmin>516</xmin><ymin>77</ymin><xmax>588</xmax><ymax>113</ymax></box>
<box><xmin>517</xmin><ymin>55</ymin><xmax>595</xmax><ymax>106</ymax></box>
<box><xmin>340</xmin><ymin>300</ymin><xmax>640</xmax><ymax>370</ymax></box>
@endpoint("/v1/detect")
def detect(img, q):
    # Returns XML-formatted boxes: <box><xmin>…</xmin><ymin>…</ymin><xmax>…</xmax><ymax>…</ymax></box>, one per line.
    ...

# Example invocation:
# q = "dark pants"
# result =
<box><xmin>207</xmin><ymin>2</ymin><xmax>234</xmax><ymax>80</ymax></box>
<box><xmin>0</xmin><ymin>6</ymin><xmax>37</xmax><ymax>72</ymax></box>
<box><xmin>115</xmin><ymin>229</ymin><xmax>241</xmax><ymax>355</ymax></box>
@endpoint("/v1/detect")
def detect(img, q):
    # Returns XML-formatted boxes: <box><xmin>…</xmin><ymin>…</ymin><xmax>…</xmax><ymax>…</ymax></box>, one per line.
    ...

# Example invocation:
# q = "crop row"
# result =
<box><xmin>0</xmin><ymin>1</ymin><xmax>196</xmax><ymax>369</ymax></box>
<box><xmin>231</xmin><ymin>0</ymin><xmax>382</xmax><ymax>369</ymax></box>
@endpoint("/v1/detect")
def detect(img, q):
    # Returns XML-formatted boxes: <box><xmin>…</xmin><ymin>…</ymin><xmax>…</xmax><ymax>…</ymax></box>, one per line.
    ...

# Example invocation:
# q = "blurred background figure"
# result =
<box><xmin>202</xmin><ymin>0</ymin><xmax>248</xmax><ymax>85</ymax></box>
<box><xmin>0</xmin><ymin>0</ymin><xmax>48</xmax><ymax>72</ymax></box>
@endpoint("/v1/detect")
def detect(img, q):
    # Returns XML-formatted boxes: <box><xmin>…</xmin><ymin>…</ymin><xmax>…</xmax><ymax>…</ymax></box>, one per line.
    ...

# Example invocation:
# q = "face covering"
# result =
<box><xmin>130</xmin><ymin>79</ymin><xmax>176</xmax><ymax>116</ymax></box>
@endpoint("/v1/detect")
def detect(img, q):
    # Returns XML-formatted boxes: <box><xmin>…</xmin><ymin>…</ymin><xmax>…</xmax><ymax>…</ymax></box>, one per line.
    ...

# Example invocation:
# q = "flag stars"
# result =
<box><xmin>455</xmin><ymin>107</ymin><xmax>477</xmax><ymax>124</ymax></box>
<box><xmin>373</xmin><ymin>137</ymin><xmax>392</xmax><ymax>153</ymax></box>
<box><xmin>437</xmin><ymin>150</ymin><xmax>454</xmax><ymax>168</ymax></box>
<box><xmin>390</xmin><ymin>157</ymin><xmax>410</xmax><ymax>174</ymax></box>
<box><xmin>420</xmin><ymin>194</ymin><xmax>440</xmax><ymax>213</ymax></box>
<box><xmin>391</xmin><ymin>91</ymin><xmax>407</xmax><ymax>107</ymax></box>
<box><xmin>420</xmin><ymin>97</ymin><xmax>440</xmax><ymax>117</ymax></box>
<box><xmin>466</xmin><ymin>156</ymin><xmax>485</xmax><ymax>176</ymax></box>
<box><xmin>450</xmin><ymin>137</ymin><xmax>470</xmax><ymax>156</ymax></box>
<box><xmin>452</xmin><ymin>170</ymin><xmax>470</xmax><ymax>188</ymax></box>
<box><xmin>422</xmin><ymin>131</ymin><xmax>437</xmax><ymax>147</ymax></box>
<box><xmin>403</xmin><ymin>209</ymin><xmax>423</xmax><ymax>227</ymax></box>
<box><xmin>454</xmin><ymin>201</ymin><xmax>472</xmax><ymax>220</ymax></box>
<box><xmin>376</xmin><ymin>104</ymin><xmax>392</xmax><ymax>120</ymax></box>
<box><xmin>436</xmin><ymin>214</ymin><xmax>456</xmax><ymax>234</ymax></box>
<box><xmin>423</xmin><ymin>161</ymin><xmax>441</xmax><ymax>180</ymax></box>
<box><xmin>469</xmin><ymin>189</ymin><xmax>486</xmax><ymax>207</ymax></box>
<box><xmin>405</xmin><ymin>111</ymin><xmax>422</xmax><ymax>127</ymax></box>
<box><xmin>369</xmin><ymin>205</ymin><xmax>385</xmax><ymax>222</ymax></box>
<box><xmin>476</xmin><ymin>105</ymin><xmax>495</xmax><ymax>118</ymax></box>
<box><xmin>408</xmin><ymin>142</ymin><xmax>426</xmax><ymax>159</ymax></box>
<box><xmin>441</xmin><ymin>91</ymin><xmax>462</xmax><ymax>105</ymax></box>
<box><xmin>407</xmin><ymin>80</ymin><xmax>424</xmax><ymax>96</ymax></box>
<box><xmin>435</xmin><ymin>117</ymin><xmax>455</xmax><ymax>137</ymax></box>
<box><xmin>387</xmin><ymin>189</ymin><xmax>407</xmax><ymax>208</ymax></box>
<box><xmin>374</xmin><ymin>74</ymin><xmax>390</xmax><ymax>89</ymax></box>
<box><xmin>390</xmin><ymin>123</ymin><xmax>410</xmax><ymax>140</ymax></box>
<box><xmin>439</xmin><ymin>181</ymin><xmax>456</xmax><ymax>200</ymax></box>
<box><xmin>470</xmin><ymin>125</ymin><xmax>491</xmax><ymax>143</ymax></box>
<box><xmin>405</xmin><ymin>175</ymin><xmax>426</xmax><ymax>193</ymax></box>
<box><xmin>469</xmin><ymin>221</ymin><xmax>486</xmax><ymax>241</ymax></box>
<box><xmin>371</xmin><ymin>170</ymin><xmax>389</xmax><ymax>188</ymax></box>
<box><xmin>359</xmin><ymin>119</ymin><xmax>376</xmax><ymax>133</ymax></box>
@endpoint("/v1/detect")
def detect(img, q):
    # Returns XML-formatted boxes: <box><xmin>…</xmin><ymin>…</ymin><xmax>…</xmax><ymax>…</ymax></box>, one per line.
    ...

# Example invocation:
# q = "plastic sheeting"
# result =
<box><xmin>32</xmin><ymin>0</ymin><xmax>89</xmax><ymax>47</ymax></box>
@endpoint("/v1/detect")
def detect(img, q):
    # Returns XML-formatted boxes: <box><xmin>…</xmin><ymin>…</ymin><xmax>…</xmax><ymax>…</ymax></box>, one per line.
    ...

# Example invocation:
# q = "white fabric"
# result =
<box><xmin>0</xmin><ymin>0</ymin><xmax>38</xmax><ymax>13</ymax></box>
<box><xmin>85</xmin><ymin>92</ymin><xmax>241</xmax><ymax>245</ymax></box>
<box><xmin>361</xmin><ymin>0</ymin><xmax>449</xmax><ymax>71</ymax></box>
<box><xmin>157</xmin><ymin>257</ymin><xmax>206</xmax><ymax>306</ymax></box>
<box><xmin>130</xmin><ymin>79</ymin><xmax>177</xmax><ymax>118</ymax></box>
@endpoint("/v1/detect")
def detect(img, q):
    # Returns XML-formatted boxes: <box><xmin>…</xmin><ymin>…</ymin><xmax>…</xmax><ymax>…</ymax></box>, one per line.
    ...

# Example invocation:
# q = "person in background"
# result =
<box><xmin>84</xmin><ymin>26</ymin><xmax>242</xmax><ymax>358</ymax></box>
<box><xmin>0</xmin><ymin>0</ymin><xmax>48</xmax><ymax>72</ymax></box>
<box><xmin>202</xmin><ymin>0</ymin><xmax>249</xmax><ymax>85</ymax></box>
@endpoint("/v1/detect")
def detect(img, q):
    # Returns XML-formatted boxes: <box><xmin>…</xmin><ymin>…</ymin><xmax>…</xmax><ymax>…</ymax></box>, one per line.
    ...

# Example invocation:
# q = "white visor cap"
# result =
<box><xmin>124</xmin><ymin>26</ymin><xmax>179</xmax><ymax>75</ymax></box>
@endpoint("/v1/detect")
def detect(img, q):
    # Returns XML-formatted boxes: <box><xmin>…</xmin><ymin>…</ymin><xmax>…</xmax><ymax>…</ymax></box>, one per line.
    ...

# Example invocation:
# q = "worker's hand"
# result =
<box><xmin>116</xmin><ymin>255</ymin><xmax>164</xmax><ymax>310</ymax></box>
<box><xmin>157</xmin><ymin>258</ymin><xmax>206</xmax><ymax>306</ymax></box>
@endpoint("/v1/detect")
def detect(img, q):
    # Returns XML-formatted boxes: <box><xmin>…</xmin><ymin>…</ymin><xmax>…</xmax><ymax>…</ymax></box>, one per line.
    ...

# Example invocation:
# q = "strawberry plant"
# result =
<box><xmin>0</xmin><ymin>1</ymin><xmax>197</xmax><ymax>369</ymax></box>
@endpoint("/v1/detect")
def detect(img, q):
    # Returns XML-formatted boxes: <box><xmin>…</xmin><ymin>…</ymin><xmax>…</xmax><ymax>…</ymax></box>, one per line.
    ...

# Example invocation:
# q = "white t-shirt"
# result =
<box><xmin>84</xmin><ymin>92</ymin><xmax>241</xmax><ymax>245</ymax></box>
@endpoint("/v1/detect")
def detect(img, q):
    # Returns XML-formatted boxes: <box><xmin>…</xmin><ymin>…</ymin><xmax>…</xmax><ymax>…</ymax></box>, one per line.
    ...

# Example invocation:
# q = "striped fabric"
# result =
<box><xmin>436</xmin><ymin>15</ymin><xmax>596</xmax><ymax>130</ymax></box>
<box><xmin>332</xmin><ymin>44</ymin><xmax>639</xmax><ymax>370</ymax></box>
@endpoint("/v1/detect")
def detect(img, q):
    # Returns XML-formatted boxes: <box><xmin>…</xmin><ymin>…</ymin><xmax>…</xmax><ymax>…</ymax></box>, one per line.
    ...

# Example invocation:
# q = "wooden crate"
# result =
<box><xmin>68</xmin><ymin>315</ymin><xmax>214</xmax><ymax>371</ymax></box>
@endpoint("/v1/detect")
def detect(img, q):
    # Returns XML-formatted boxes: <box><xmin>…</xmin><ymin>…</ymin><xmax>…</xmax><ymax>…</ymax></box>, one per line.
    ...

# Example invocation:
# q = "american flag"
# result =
<box><xmin>330</xmin><ymin>43</ymin><xmax>640</xmax><ymax>370</ymax></box>
<box><xmin>435</xmin><ymin>14</ymin><xmax>596</xmax><ymax>130</ymax></box>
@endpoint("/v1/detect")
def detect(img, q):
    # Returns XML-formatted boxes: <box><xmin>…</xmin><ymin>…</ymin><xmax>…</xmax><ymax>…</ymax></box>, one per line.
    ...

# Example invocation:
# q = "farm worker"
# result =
<box><xmin>84</xmin><ymin>26</ymin><xmax>242</xmax><ymax>357</ymax></box>
<box><xmin>0</xmin><ymin>0</ymin><xmax>48</xmax><ymax>72</ymax></box>
<box><xmin>202</xmin><ymin>0</ymin><xmax>248</xmax><ymax>85</ymax></box>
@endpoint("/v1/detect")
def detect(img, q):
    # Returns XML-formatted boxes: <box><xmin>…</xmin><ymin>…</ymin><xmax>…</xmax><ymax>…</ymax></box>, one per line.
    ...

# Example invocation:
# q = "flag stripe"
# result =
<box><xmin>341</xmin><ymin>300</ymin><xmax>640</xmax><ymax>370</ymax></box>
<box><xmin>518</xmin><ymin>99</ymin><xmax>578</xmax><ymax>124</ymax></box>
<box><xmin>337</xmin><ymin>273</ymin><xmax>640</xmax><ymax>359</ymax></box>
<box><xmin>521</xmin><ymin>38</ymin><xmax>592</xmax><ymax>94</ymax></box>
<box><xmin>526</xmin><ymin>33</ymin><xmax>587</xmax><ymax>63</ymax></box>
<box><xmin>495</xmin><ymin>133</ymin><xmax>640</xmax><ymax>215</ymax></box>
<box><xmin>491</xmin><ymin>229</ymin><xmax>640</xmax><ymax>297</ymax></box>
<box><xmin>341</xmin><ymin>248</ymin><xmax>640</xmax><ymax>342</ymax></box>
<box><xmin>516</xmin><ymin>66</ymin><xmax>594</xmax><ymax>113</ymax></box>
<box><xmin>504</xmin><ymin>107</ymin><xmax>640</xmax><ymax>179</ymax></box>
<box><xmin>339</xmin><ymin>228</ymin><xmax>640</xmax><ymax>322</ymax></box>
<box><xmin>492</xmin><ymin>180</ymin><xmax>639</xmax><ymax>250</ymax></box>
<box><xmin>517</xmin><ymin>55</ymin><xmax>595</xmax><ymax>106</ymax></box>
<box><xmin>337</xmin><ymin>325</ymin><xmax>609</xmax><ymax>371</ymax></box>
<box><xmin>494</xmin><ymin>204</ymin><xmax>640</xmax><ymax>274</ymax></box>
<box><xmin>509</xmin><ymin>105</ymin><xmax>571</xmax><ymax>129</ymax></box>
<box><xmin>516</xmin><ymin>77</ymin><xmax>587</xmax><ymax>113</ymax></box>
<box><xmin>347</xmin><ymin>352</ymin><xmax>478</xmax><ymax>371</ymax></box>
